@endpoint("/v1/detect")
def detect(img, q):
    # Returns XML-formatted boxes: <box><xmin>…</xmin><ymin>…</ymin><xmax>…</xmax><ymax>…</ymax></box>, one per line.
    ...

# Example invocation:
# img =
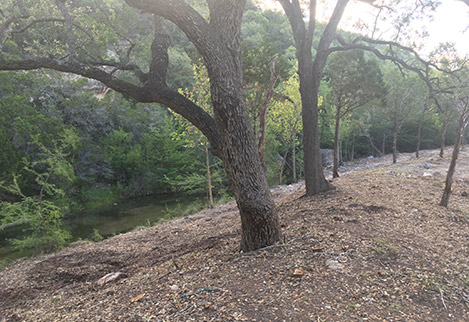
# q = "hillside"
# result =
<box><xmin>1</xmin><ymin>148</ymin><xmax>469</xmax><ymax>322</ymax></box>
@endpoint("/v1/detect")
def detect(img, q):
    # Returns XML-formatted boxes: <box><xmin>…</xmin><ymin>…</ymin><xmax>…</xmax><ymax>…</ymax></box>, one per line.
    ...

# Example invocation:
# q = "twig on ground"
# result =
<box><xmin>439</xmin><ymin>288</ymin><xmax>448</xmax><ymax>310</ymax></box>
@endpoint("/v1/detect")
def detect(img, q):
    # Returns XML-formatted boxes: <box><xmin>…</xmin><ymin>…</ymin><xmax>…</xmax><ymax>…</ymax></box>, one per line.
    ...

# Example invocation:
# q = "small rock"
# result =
<box><xmin>422</xmin><ymin>172</ymin><xmax>433</xmax><ymax>177</ymax></box>
<box><xmin>409</xmin><ymin>209</ymin><xmax>418</xmax><ymax>214</ymax></box>
<box><xmin>326</xmin><ymin>259</ymin><xmax>344</xmax><ymax>270</ymax></box>
<box><xmin>96</xmin><ymin>272</ymin><xmax>127</xmax><ymax>286</ymax></box>
<box><xmin>169</xmin><ymin>284</ymin><xmax>179</xmax><ymax>292</ymax></box>
<box><xmin>292</xmin><ymin>268</ymin><xmax>305</xmax><ymax>277</ymax></box>
<box><xmin>424</xmin><ymin>162</ymin><xmax>433</xmax><ymax>169</ymax></box>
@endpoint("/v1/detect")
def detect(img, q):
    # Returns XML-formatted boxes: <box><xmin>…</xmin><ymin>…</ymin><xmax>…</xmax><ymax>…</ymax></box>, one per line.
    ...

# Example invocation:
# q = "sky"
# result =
<box><xmin>258</xmin><ymin>0</ymin><xmax>469</xmax><ymax>57</ymax></box>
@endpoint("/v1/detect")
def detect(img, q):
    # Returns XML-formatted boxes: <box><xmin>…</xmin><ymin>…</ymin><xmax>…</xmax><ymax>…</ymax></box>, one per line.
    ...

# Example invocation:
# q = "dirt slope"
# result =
<box><xmin>1</xmin><ymin>148</ymin><xmax>468</xmax><ymax>322</ymax></box>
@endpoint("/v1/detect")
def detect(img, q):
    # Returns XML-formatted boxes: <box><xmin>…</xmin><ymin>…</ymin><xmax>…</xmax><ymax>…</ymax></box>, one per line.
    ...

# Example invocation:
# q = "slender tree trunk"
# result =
<box><xmin>440</xmin><ymin>113</ymin><xmax>468</xmax><ymax>207</ymax></box>
<box><xmin>382</xmin><ymin>132</ymin><xmax>386</xmax><ymax>156</ymax></box>
<box><xmin>363</xmin><ymin>133</ymin><xmax>383</xmax><ymax>156</ymax></box>
<box><xmin>258</xmin><ymin>57</ymin><xmax>279</xmax><ymax>164</ymax></box>
<box><xmin>392</xmin><ymin>120</ymin><xmax>399</xmax><ymax>164</ymax></box>
<box><xmin>416</xmin><ymin>116</ymin><xmax>423</xmax><ymax>158</ymax></box>
<box><xmin>333</xmin><ymin>106</ymin><xmax>341</xmax><ymax>178</ymax></box>
<box><xmin>204</xmin><ymin>141</ymin><xmax>214</xmax><ymax>208</ymax></box>
<box><xmin>440</xmin><ymin>119</ymin><xmax>449</xmax><ymax>158</ymax></box>
<box><xmin>292</xmin><ymin>136</ymin><xmax>297</xmax><ymax>183</ymax></box>
<box><xmin>416</xmin><ymin>105</ymin><xmax>427</xmax><ymax>158</ymax></box>
<box><xmin>351</xmin><ymin>136</ymin><xmax>355</xmax><ymax>160</ymax></box>
<box><xmin>279</xmin><ymin>149</ymin><xmax>289</xmax><ymax>184</ymax></box>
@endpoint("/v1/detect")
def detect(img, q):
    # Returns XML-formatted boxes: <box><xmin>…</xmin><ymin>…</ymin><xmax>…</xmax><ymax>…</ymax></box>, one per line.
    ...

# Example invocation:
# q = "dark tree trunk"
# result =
<box><xmin>333</xmin><ymin>106</ymin><xmax>341</xmax><ymax>178</ymax></box>
<box><xmin>440</xmin><ymin>118</ymin><xmax>449</xmax><ymax>158</ymax></box>
<box><xmin>440</xmin><ymin>113</ymin><xmax>468</xmax><ymax>207</ymax></box>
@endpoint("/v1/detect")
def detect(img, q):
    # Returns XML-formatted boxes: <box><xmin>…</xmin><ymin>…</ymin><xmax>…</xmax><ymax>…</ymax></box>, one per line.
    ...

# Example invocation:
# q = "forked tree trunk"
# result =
<box><xmin>440</xmin><ymin>113</ymin><xmax>468</xmax><ymax>207</ymax></box>
<box><xmin>333</xmin><ymin>106</ymin><xmax>341</xmax><ymax>178</ymax></box>
<box><xmin>279</xmin><ymin>0</ymin><xmax>349</xmax><ymax>196</ymax></box>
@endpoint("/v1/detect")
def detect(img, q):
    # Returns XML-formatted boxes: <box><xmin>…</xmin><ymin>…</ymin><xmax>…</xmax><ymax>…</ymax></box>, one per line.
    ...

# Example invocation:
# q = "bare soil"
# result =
<box><xmin>1</xmin><ymin>148</ymin><xmax>469</xmax><ymax>322</ymax></box>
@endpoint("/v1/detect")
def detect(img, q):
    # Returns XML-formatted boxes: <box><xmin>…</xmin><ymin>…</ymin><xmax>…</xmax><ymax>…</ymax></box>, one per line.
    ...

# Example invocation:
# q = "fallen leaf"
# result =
<box><xmin>204</xmin><ymin>302</ymin><xmax>212</xmax><ymax>309</ymax></box>
<box><xmin>292</xmin><ymin>269</ymin><xmax>304</xmax><ymax>277</ymax></box>
<box><xmin>312</xmin><ymin>247</ymin><xmax>324</xmax><ymax>252</ymax></box>
<box><xmin>130</xmin><ymin>293</ymin><xmax>146</xmax><ymax>304</ymax></box>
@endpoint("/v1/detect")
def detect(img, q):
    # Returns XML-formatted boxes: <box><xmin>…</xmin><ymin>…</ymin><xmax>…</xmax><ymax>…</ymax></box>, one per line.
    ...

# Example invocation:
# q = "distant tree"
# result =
<box><xmin>268</xmin><ymin>74</ymin><xmax>302</xmax><ymax>184</ymax></box>
<box><xmin>278</xmin><ymin>0</ymin><xmax>441</xmax><ymax>194</ymax></box>
<box><xmin>326</xmin><ymin>50</ymin><xmax>384</xmax><ymax>177</ymax></box>
<box><xmin>382</xmin><ymin>70</ymin><xmax>426</xmax><ymax>163</ymax></box>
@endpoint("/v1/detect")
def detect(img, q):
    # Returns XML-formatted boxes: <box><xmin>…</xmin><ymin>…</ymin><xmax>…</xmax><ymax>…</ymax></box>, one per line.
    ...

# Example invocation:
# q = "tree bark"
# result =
<box><xmin>333</xmin><ymin>106</ymin><xmax>341</xmax><ymax>178</ymax></box>
<box><xmin>440</xmin><ymin>113</ymin><xmax>468</xmax><ymax>207</ymax></box>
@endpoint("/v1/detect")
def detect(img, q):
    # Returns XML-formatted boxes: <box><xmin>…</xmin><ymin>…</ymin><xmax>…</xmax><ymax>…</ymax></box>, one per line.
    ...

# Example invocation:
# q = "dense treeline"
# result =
<box><xmin>0</xmin><ymin>0</ymin><xmax>467</xmax><ymax>252</ymax></box>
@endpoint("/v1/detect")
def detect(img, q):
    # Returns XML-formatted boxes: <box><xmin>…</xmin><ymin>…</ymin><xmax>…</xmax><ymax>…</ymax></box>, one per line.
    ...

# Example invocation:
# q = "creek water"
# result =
<box><xmin>0</xmin><ymin>194</ymin><xmax>203</xmax><ymax>264</ymax></box>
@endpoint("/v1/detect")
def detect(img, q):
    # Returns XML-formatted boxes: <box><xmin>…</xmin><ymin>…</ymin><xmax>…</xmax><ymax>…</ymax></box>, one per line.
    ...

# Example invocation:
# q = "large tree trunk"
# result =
<box><xmin>440</xmin><ymin>113</ymin><xmax>468</xmax><ymax>207</ymax></box>
<box><xmin>209</xmin><ymin>63</ymin><xmax>280</xmax><ymax>252</ymax></box>
<box><xmin>299</xmin><ymin>59</ymin><xmax>333</xmax><ymax>194</ymax></box>
<box><xmin>333</xmin><ymin>106</ymin><xmax>341</xmax><ymax>178</ymax></box>
<box><xmin>440</xmin><ymin>118</ymin><xmax>449</xmax><ymax>158</ymax></box>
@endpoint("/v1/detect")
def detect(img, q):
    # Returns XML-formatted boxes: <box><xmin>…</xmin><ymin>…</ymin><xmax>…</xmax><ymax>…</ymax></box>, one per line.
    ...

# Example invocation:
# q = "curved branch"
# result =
<box><xmin>0</xmin><ymin>57</ymin><xmax>220</xmax><ymax>154</ymax></box>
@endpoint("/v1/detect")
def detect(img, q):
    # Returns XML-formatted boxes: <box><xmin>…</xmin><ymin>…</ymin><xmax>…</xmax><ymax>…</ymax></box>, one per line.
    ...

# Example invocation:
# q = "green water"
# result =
<box><xmin>0</xmin><ymin>194</ymin><xmax>203</xmax><ymax>265</ymax></box>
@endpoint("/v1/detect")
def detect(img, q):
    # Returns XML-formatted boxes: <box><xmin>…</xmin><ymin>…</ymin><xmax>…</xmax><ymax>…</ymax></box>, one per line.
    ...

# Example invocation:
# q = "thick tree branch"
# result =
<box><xmin>0</xmin><ymin>57</ymin><xmax>220</xmax><ymax>154</ymax></box>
